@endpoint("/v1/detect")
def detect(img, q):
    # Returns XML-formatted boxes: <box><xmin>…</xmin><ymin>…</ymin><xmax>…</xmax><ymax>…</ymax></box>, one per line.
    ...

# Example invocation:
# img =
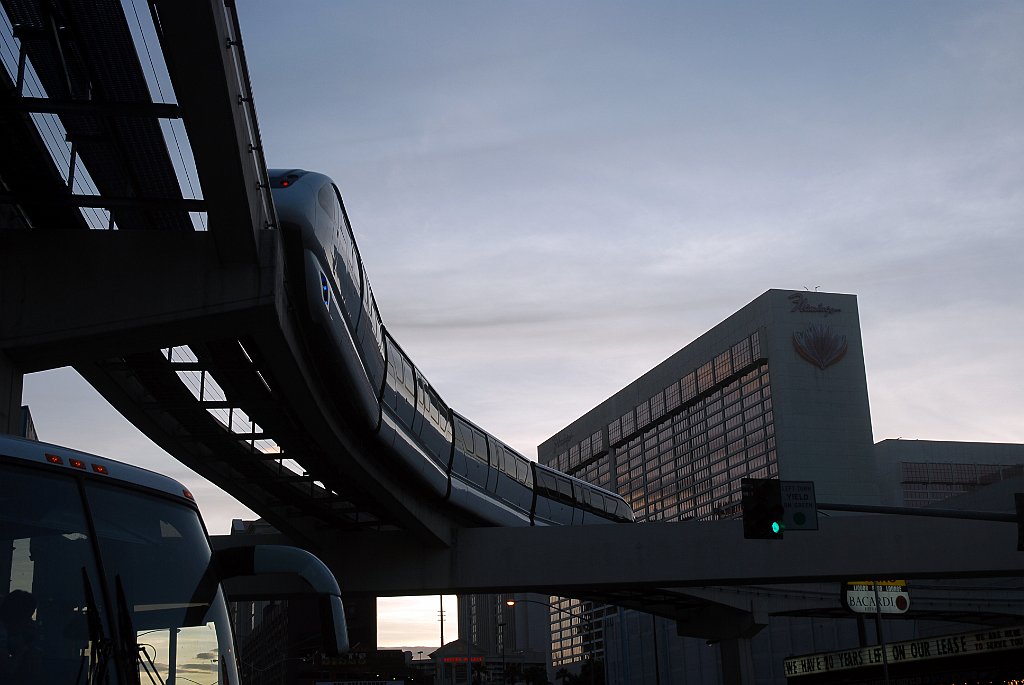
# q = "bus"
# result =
<box><xmin>0</xmin><ymin>434</ymin><xmax>347</xmax><ymax>685</ymax></box>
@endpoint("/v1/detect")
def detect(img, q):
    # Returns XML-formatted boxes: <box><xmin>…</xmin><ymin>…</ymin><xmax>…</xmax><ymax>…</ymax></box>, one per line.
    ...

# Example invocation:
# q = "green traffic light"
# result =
<box><xmin>771</xmin><ymin>521</ymin><xmax>781</xmax><ymax>534</ymax></box>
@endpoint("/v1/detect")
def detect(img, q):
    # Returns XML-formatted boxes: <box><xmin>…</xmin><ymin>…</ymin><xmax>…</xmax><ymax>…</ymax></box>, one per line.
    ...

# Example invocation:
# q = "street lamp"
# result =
<box><xmin>505</xmin><ymin>599</ymin><xmax>596</xmax><ymax>685</ymax></box>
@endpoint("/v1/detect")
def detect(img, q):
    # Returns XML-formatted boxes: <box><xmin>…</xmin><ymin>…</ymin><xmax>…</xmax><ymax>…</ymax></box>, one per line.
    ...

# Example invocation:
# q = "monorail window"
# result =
<box><xmin>510</xmin><ymin>453</ymin><xmax>523</xmax><ymax>480</ymax></box>
<box><xmin>556</xmin><ymin>475</ymin><xmax>574</xmax><ymax>501</ymax></box>
<box><xmin>518</xmin><ymin>460</ymin><xmax>532</xmax><ymax>486</ymax></box>
<box><xmin>317</xmin><ymin>183</ymin><xmax>340</xmax><ymax>225</ymax></box>
<box><xmin>472</xmin><ymin>428</ymin><xmax>487</xmax><ymax>461</ymax></box>
<box><xmin>454</xmin><ymin>421</ymin><xmax>469</xmax><ymax>453</ymax></box>
<box><xmin>335</xmin><ymin>213</ymin><xmax>360</xmax><ymax>289</ymax></box>
<box><xmin>426</xmin><ymin>387</ymin><xmax>450</xmax><ymax>431</ymax></box>
<box><xmin>578</xmin><ymin>484</ymin><xmax>592</xmax><ymax>509</ymax></box>
<box><xmin>363</xmin><ymin>283</ymin><xmax>384</xmax><ymax>352</ymax></box>
<box><xmin>535</xmin><ymin>468</ymin><xmax>557</xmax><ymax>494</ymax></box>
<box><xmin>455</xmin><ymin>421</ymin><xmax>485</xmax><ymax>462</ymax></box>
<box><xmin>402</xmin><ymin>359</ymin><xmax>416</xmax><ymax>395</ymax></box>
<box><xmin>386</xmin><ymin>337</ymin><xmax>401</xmax><ymax>373</ymax></box>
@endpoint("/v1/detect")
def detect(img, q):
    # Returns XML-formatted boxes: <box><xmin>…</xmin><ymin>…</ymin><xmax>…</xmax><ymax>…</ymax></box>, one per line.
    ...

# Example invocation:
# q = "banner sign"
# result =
<box><xmin>784</xmin><ymin>626</ymin><xmax>1024</xmax><ymax>677</ymax></box>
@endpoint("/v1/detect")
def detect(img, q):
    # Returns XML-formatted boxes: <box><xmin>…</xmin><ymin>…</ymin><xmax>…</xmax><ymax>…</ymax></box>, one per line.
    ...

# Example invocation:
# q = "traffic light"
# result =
<box><xmin>742</xmin><ymin>478</ymin><xmax>784</xmax><ymax>539</ymax></box>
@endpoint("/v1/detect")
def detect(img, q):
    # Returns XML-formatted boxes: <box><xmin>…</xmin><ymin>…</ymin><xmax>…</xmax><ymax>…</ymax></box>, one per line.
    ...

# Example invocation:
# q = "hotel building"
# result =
<box><xmin>535</xmin><ymin>289</ymin><xmax>1023</xmax><ymax>682</ymax></box>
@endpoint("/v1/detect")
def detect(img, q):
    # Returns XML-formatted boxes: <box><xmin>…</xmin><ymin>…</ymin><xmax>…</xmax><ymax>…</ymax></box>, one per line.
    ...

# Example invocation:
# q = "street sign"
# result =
<box><xmin>780</xmin><ymin>480</ymin><xmax>818</xmax><ymax>530</ymax></box>
<box><xmin>844</xmin><ymin>580</ymin><xmax>910</xmax><ymax>614</ymax></box>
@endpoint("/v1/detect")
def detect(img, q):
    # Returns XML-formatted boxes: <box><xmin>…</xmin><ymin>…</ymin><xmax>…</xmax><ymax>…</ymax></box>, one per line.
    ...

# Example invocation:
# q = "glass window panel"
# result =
<box><xmin>0</xmin><ymin>465</ymin><xmax>112</xmax><ymax>684</ymax></box>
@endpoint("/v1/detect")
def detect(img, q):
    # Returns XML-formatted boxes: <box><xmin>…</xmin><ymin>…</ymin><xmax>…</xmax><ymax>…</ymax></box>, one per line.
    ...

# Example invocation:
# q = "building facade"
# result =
<box><xmin>456</xmin><ymin>592</ymin><xmax>552</xmax><ymax>683</ymax></box>
<box><xmin>537</xmin><ymin>289</ymin><xmax>878</xmax><ymax>669</ymax></box>
<box><xmin>874</xmin><ymin>439</ymin><xmax>1024</xmax><ymax>507</ymax></box>
<box><xmin>536</xmin><ymin>289</ymin><xmax>1024</xmax><ymax>683</ymax></box>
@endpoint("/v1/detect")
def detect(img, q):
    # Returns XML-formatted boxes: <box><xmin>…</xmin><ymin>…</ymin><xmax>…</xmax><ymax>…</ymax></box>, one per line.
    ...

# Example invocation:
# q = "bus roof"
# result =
<box><xmin>0</xmin><ymin>434</ymin><xmax>197</xmax><ymax>504</ymax></box>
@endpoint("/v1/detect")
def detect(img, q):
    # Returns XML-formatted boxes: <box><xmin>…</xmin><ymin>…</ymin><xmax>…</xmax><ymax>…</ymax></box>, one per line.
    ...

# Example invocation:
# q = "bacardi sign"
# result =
<box><xmin>843</xmin><ymin>580</ymin><xmax>909</xmax><ymax>614</ymax></box>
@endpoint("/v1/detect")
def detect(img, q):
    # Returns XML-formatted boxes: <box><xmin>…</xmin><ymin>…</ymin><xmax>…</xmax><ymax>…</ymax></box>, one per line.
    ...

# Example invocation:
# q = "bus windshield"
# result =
<box><xmin>0</xmin><ymin>461</ymin><xmax>239</xmax><ymax>685</ymax></box>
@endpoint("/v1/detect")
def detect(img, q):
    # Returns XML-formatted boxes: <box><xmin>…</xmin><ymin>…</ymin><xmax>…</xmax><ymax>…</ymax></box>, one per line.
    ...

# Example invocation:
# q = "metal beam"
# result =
<box><xmin>0</xmin><ymin>96</ymin><xmax>182</xmax><ymax>119</ymax></box>
<box><xmin>0</xmin><ymin>193</ymin><xmax>205</xmax><ymax>212</ymax></box>
<box><xmin>151</xmin><ymin>0</ymin><xmax>272</xmax><ymax>261</ymax></box>
<box><xmin>0</xmin><ymin>65</ymin><xmax>89</xmax><ymax>231</ymax></box>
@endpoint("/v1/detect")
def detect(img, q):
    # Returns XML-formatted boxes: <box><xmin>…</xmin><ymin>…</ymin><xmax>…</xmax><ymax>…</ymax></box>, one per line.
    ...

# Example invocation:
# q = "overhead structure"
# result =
<box><xmin>0</xmin><ymin>0</ymin><xmax>455</xmax><ymax>547</ymax></box>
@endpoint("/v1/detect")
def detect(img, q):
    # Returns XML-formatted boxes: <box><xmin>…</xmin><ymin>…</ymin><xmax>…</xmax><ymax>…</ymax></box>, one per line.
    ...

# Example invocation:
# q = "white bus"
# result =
<box><xmin>0</xmin><ymin>434</ymin><xmax>347</xmax><ymax>685</ymax></box>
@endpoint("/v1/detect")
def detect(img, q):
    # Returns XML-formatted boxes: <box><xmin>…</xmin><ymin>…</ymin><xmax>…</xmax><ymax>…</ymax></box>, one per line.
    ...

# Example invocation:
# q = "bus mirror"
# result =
<box><xmin>213</xmin><ymin>545</ymin><xmax>349</xmax><ymax>654</ymax></box>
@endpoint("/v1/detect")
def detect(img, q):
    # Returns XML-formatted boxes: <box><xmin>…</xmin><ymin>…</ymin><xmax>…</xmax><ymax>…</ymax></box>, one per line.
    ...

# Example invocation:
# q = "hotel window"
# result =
<box><xmin>665</xmin><ymin>381</ymin><xmax>681</xmax><ymax>410</ymax></box>
<box><xmin>620</xmin><ymin>410</ymin><xmax>635</xmax><ymax>439</ymax></box>
<box><xmin>681</xmin><ymin>373</ymin><xmax>697</xmax><ymax>402</ymax></box>
<box><xmin>637</xmin><ymin>400</ymin><xmax>650</xmax><ymax>428</ymax></box>
<box><xmin>608</xmin><ymin>418</ymin><xmax>621</xmax><ymax>444</ymax></box>
<box><xmin>732</xmin><ymin>338</ymin><xmax>752</xmax><ymax>368</ymax></box>
<box><xmin>651</xmin><ymin>391</ymin><xmax>665</xmax><ymax>422</ymax></box>
<box><xmin>714</xmin><ymin>351</ymin><xmax>732</xmax><ymax>382</ymax></box>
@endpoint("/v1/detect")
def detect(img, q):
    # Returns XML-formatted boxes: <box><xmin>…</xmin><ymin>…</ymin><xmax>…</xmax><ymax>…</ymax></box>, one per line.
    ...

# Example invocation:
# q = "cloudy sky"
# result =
<box><xmin>20</xmin><ymin>0</ymin><xmax>1024</xmax><ymax>647</ymax></box>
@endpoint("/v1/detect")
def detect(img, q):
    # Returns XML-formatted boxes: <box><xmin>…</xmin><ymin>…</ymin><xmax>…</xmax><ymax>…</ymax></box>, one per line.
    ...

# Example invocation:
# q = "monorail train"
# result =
<box><xmin>269</xmin><ymin>169</ymin><xmax>634</xmax><ymax>527</ymax></box>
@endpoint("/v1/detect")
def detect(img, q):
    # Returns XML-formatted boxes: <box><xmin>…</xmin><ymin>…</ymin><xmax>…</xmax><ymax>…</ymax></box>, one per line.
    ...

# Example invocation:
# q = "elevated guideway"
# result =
<box><xmin>0</xmin><ymin>0</ymin><xmax>458</xmax><ymax>546</ymax></box>
<box><xmin>215</xmin><ymin>513</ymin><xmax>1024</xmax><ymax>639</ymax></box>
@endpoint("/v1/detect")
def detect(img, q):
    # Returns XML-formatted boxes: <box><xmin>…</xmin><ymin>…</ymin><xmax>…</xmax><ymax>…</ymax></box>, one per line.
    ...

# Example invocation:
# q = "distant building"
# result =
<box><xmin>874</xmin><ymin>439</ymin><xmax>1024</xmax><ymax>507</ymax></box>
<box><xmin>456</xmin><ymin>592</ymin><xmax>552</xmax><ymax>683</ymax></box>
<box><xmin>536</xmin><ymin>289</ymin><xmax>1024</xmax><ymax>683</ymax></box>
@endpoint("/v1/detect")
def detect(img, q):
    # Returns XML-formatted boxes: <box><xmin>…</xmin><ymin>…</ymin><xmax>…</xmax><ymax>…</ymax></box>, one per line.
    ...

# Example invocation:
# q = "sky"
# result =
<box><xmin>18</xmin><ymin>0</ymin><xmax>1024</xmax><ymax>647</ymax></box>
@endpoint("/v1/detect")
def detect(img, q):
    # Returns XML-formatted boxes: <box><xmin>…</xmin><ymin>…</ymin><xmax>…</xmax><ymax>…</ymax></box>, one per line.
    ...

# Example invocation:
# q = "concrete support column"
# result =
<box><xmin>0</xmin><ymin>350</ymin><xmax>24</xmax><ymax>436</ymax></box>
<box><xmin>719</xmin><ymin>637</ymin><xmax>756</xmax><ymax>685</ymax></box>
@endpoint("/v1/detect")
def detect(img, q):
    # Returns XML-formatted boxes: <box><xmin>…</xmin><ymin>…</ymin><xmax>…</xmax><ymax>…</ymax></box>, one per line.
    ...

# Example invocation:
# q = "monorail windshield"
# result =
<box><xmin>0</xmin><ymin>459</ymin><xmax>239</xmax><ymax>685</ymax></box>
